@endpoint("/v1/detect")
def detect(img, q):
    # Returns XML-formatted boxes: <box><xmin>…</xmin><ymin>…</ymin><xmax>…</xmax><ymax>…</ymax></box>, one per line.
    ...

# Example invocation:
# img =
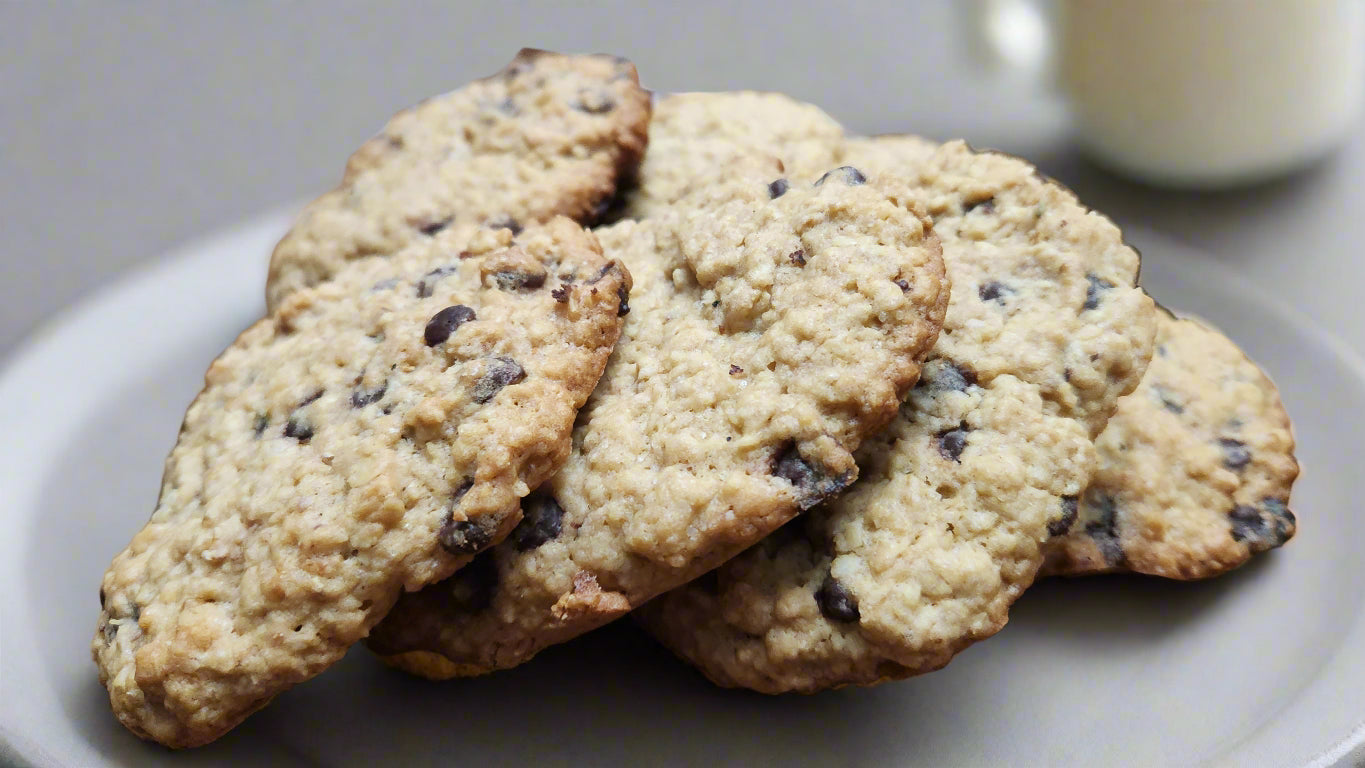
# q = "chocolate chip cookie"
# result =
<box><xmin>94</xmin><ymin>217</ymin><xmax>629</xmax><ymax>747</ymax></box>
<box><xmin>621</xmin><ymin>91</ymin><xmax>844</xmax><ymax>219</ymax></box>
<box><xmin>1042</xmin><ymin>311</ymin><xmax>1298</xmax><ymax>579</ymax></box>
<box><xmin>366</xmin><ymin>166</ymin><xmax>950</xmax><ymax>678</ymax></box>
<box><xmin>637</xmin><ymin>137</ymin><xmax>1157</xmax><ymax>693</ymax></box>
<box><xmin>265</xmin><ymin>48</ymin><xmax>649</xmax><ymax>312</ymax></box>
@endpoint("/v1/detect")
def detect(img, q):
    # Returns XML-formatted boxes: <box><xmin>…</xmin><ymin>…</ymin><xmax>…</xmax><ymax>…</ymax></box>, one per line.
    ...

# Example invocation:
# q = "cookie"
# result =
<box><xmin>365</xmin><ymin>165</ymin><xmax>950</xmax><ymax>677</ymax></box>
<box><xmin>93</xmin><ymin>217</ymin><xmax>629</xmax><ymax>747</ymax></box>
<box><xmin>637</xmin><ymin>137</ymin><xmax>1157</xmax><ymax>693</ymax></box>
<box><xmin>1042</xmin><ymin>311</ymin><xmax>1298</xmax><ymax>579</ymax></box>
<box><xmin>265</xmin><ymin>48</ymin><xmax>650</xmax><ymax>312</ymax></box>
<box><xmin>620</xmin><ymin>91</ymin><xmax>844</xmax><ymax>219</ymax></box>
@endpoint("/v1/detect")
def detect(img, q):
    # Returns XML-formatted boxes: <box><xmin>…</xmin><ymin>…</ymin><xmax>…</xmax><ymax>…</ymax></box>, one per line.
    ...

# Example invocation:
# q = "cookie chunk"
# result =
<box><xmin>621</xmin><ymin>91</ymin><xmax>844</xmax><ymax>219</ymax></box>
<box><xmin>93</xmin><ymin>217</ymin><xmax>628</xmax><ymax>747</ymax></box>
<box><xmin>637</xmin><ymin>137</ymin><xmax>1157</xmax><ymax>693</ymax></box>
<box><xmin>366</xmin><ymin>167</ymin><xmax>950</xmax><ymax>677</ymax></box>
<box><xmin>265</xmin><ymin>48</ymin><xmax>650</xmax><ymax>311</ymax></box>
<box><xmin>1042</xmin><ymin>311</ymin><xmax>1299</xmax><ymax>579</ymax></box>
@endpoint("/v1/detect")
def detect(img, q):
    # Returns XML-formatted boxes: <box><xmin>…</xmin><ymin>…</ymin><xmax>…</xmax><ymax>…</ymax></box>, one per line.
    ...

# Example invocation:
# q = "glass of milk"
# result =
<box><xmin>967</xmin><ymin>0</ymin><xmax>1365</xmax><ymax>188</ymax></box>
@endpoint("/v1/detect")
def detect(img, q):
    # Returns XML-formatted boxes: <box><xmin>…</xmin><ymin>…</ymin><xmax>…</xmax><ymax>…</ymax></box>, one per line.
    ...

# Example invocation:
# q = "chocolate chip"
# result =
<box><xmin>729</xmin><ymin>364</ymin><xmax>743</xmax><ymax>376</ymax></box>
<box><xmin>617</xmin><ymin>283</ymin><xmax>630</xmax><ymax>316</ymax></box>
<box><xmin>963</xmin><ymin>196</ymin><xmax>996</xmax><ymax>215</ymax></box>
<box><xmin>416</xmin><ymin>265</ymin><xmax>459</xmax><ymax>298</ymax></box>
<box><xmin>1228</xmin><ymin>505</ymin><xmax>1267</xmax><ymax>544</ymax></box>
<box><xmin>102</xmin><ymin>619</ymin><xmax>117</xmax><ymax>643</ymax></box>
<box><xmin>371</xmin><ymin>277</ymin><xmax>400</xmax><ymax>292</ymax></box>
<box><xmin>1262</xmin><ymin>497</ymin><xmax>1297</xmax><ymax>544</ymax></box>
<box><xmin>513</xmin><ymin>494</ymin><xmax>564</xmax><ymax>551</ymax></box>
<box><xmin>298</xmin><ymin>389</ymin><xmax>324</xmax><ymax>407</ymax></box>
<box><xmin>449</xmin><ymin>552</ymin><xmax>498</xmax><ymax>612</ymax></box>
<box><xmin>493</xmin><ymin>271</ymin><xmax>547</xmax><ymax>291</ymax></box>
<box><xmin>283</xmin><ymin>417</ymin><xmax>314</xmax><ymax>443</ymax></box>
<box><xmin>417</xmin><ymin>216</ymin><xmax>453</xmax><ymax>236</ymax></box>
<box><xmin>772</xmin><ymin>442</ymin><xmax>855</xmax><ymax>510</ymax></box>
<box><xmin>978</xmin><ymin>281</ymin><xmax>1011</xmax><ymax>303</ymax></box>
<box><xmin>1218</xmin><ymin>438</ymin><xmax>1251</xmax><ymax>470</ymax></box>
<box><xmin>252</xmin><ymin>413</ymin><xmax>269</xmax><ymax>438</ymax></box>
<box><xmin>437</xmin><ymin>480</ymin><xmax>485</xmax><ymax>555</ymax></box>
<box><xmin>472</xmin><ymin>357</ymin><xmax>525</xmax><ymax>403</ymax></box>
<box><xmin>551</xmin><ymin>285</ymin><xmax>570</xmax><ymax>302</ymax></box>
<box><xmin>574</xmin><ymin>87</ymin><xmax>616</xmax><ymax>114</ymax></box>
<box><xmin>487</xmin><ymin>216</ymin><xmax>522</xmax><ymax>235</ymax></box>
<box><xmin>587</xmin><ymin>262</ymin><xmax>619</xmax><ymax>284</ymax></box>
<box><xmin>936</xmin><ymin>424</ymin><xmax>970</xmax><ymax>462</ymax></box>
<box><xmin>1049</xmin><ymin>495</ymin><xmax>1079</xmax><ymax>536</ymax></box>
<box><xmin>815</xmin><ymin>574</ymin><xmax>860</xmax><ymax>622</ymax></box>
<box><xmin>921</xmin><ymin>361</ymin><xmax>978</xmax><ymax>392</ymax></box>
<box><xmin>1155</xmin><ymin>386</ymin><xmax>1184</xmax><ymax>414</ymax></box>
<box><xmin>424</xmin><ymin>305</ymin><xmax>477</xmax><ymax>346</ymax></box>
<box><xmin>789</xmin><ymin>249</ymin><xmax>807</xmax><ymax>267</ymax></box>
<box><xmin>350</xmin><ymin>380</ymin><xmax>388</xmax><ymax>409</ymax></box>
<box><xmin>1083</xmin><ymin>274</ymin><xmax>1115</xmax><ymax>311</ymax></box>
<box><xmin>768</xmin><ymin>178</ymin><xmax>790</xmax><ymax>198</ymax></box>
<box><xmin>99</xmin><ymin>587</ymin><xmax>106</xmax><ymax>609</ymax></box>
<box><xmin>1084</xmin><ymin>491</ymin><xmax>1126</xmax><ymax>566</ymax></box>
<box><xmin>814</xmin><ymin>166</ymin><xmax>866</xmax><ymax>187</ymax></box>
<box><xmin>895</xmin><ymin>278</ymin><xmax>910</xmax><ymax>292</ymax></box>
<box><xmin>712</xmin><ymin>300</ymin><xmax>720</xmax><ymax>308</ymax></box>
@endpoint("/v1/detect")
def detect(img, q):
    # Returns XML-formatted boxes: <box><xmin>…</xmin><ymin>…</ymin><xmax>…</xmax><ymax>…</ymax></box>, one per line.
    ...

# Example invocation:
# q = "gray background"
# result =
<box><xmin>3</xmin><ymin>0</ymin><xmax>1363</xmax><ymax>360</ymax></box>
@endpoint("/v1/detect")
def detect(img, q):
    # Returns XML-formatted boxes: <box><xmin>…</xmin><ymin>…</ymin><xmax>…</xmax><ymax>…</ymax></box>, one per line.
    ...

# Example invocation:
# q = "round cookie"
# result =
<box><xmin>94</xmin><ymin>217</ymin><xmax>629</xmax><ymax>747</ymax></box>
<box><xmin>637</xmin><ymin>137</ymin><xmax>1157</xmax><ymax>693</ymax></box>
<box><xmin>1042</xmin><ymin>311</ymin><xmax>1299</xmax><ymax>579</ymax></box>
<box><xmin>265</xmin><ymin>48</ymin><xmax>650</xmax><ymax>312</ymax></box>
<box><xmin>620</xmin><ymin>91</ymin><xmax>845</xmax><ymax>219</ymax></box>
<box><xmin>366</xmin><ymin>166</ymin><xmax>950</xmax><ymax>677</ymax></box>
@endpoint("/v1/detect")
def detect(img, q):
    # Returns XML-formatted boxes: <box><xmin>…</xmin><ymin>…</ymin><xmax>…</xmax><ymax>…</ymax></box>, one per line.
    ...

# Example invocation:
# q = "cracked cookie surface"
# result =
<box><xmin>266</xmin><ymin>48</ymin><xmax>649</xmax><ymax>311</ymax></box>
<box><xmin>1042</xmin><ymin>311</ymin><xmax>1298</xmax><ymax>579</ymax></box>
<box><xmin>367</xmin><ymin>166</ymin><xmax>949</xmax><ymax>678</ymax></box>
<box><xmin>638</xmin><ymin>137</ymin><xmax>1157</xmax><ymax>693</ymax></box>
<box><xmin>94</xmin><ymin>217</ymin><xmax>628</xmax><ymax>747</ymax></box>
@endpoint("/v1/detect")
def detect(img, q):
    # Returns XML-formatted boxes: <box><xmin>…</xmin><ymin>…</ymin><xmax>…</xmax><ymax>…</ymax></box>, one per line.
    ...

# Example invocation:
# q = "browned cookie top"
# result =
<box><xmin>1043</xmin><ymin>311</ymin><xmax>1298</xmax><ymax>579</ymax></box>
<box><xmin>94</xmin><ymin>217</ymin><xmax>628</xmax><ymax>747</ymax></box>
<box><xmin>265</xmin><ymin>48</ymin><xmax>650</xmax><ymax>311</ymax></box>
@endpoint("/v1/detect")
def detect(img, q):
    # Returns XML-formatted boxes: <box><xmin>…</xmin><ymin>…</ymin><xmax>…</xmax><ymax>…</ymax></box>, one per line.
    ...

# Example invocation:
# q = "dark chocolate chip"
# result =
<box><xmin>1083</xmin><ymin>274</ymin><xmax>1115</xmax><ymax>311</ymax></box>
<box><xmin>936</xmin><ymin>424</ymin><xmax>970</xmax><ymax>462</ymax></box>
<box><xmin>815</xmin><ymin>574</ymin><xmax>860</xmax><ymax>622</ymax></box>
<box><xmin>513</xmin><ymin>494</ymin><xmax>564</xmax><ymax>551</ymax></box>
<box><xmin>963</xmin><ymin>196</ymin><xmax>996</xmax><ymax>215</ymax></box>
<box><xmin>551</xmin><ymin>285</ymin><xmax>570</xmax><ymax>302</ymax></box>
<box><xmin>418</xmin><ymin>216</ymin><xmax>453</xmax><ymax>236</ymax></box>
<box><xmin>587</xmin><ymin>262</ymin><xmax>618</xmax><ymax>284</ymax></box>
<box><xmin>298</xmin><ymin>389</ymin><xmax>324</xmax><ymax>408</ymax></box>
<box><xmin>1228</xmin><ymin>505</ymin><xmax>1268</xmax><ymax>544</ymax></box>
<box><xmin>424</xmin><ymin>304</ymin><xmax>477</xmax><ymax>346</ymax></box>
<box><xmin>768</xmin><ymin>178</ymin><xmax>790</xmax><ymax>198</ymax></box>
<box><xmin>416</xmin><ymin>265</ymin><xmax>459</xmax><ymax>298</ymax></box>
<box><xmin>371</xmin><ymin>277</ymin><xmax>401</xmax><ymax>292</ymax></box>
<box><xmin>1262</xmin><ymin>498</ymin><xmax>1297</xmax><ymax>545</ymax></box>
<box><xmin>350</xmin><ymin>380</ymin><xmax>388</xmax><ymax>409</ymax></box>
<box><xmin>772</xmin><ymin>442</ymin><xmax>855</xmax><ymax>510</ymax></box>
<box><xmin>729</xmin><ymin>364</ymin><xmax>743</xmax><ymax>376</ymax></box>
<box><xmin>283</xmin><ymin>417</ymin><xmax>314</xmax><ymax>443</ymax></box>
<box><xmin>1084</xmin><ymin>491</ymin><xmax>1126</xmax><ymax>566</ymax></box>
<box><xmin>921</xmin><ymin>361</ymin><xmax>978</xmax><ymax>392</ymax></box>
<box><xmin>574</xmin><ymin>87</ymin><xmax>616</xmax><ymax>114</ymax></box>
<box><xmin>814</xmin><ymin>166</ymin><xmax>866</xmax><ymax>187</ymax></box>
<box><xmin>493</xmin><ymin>271</ymin><xmax>547</xmax><ymax>291</ymax></box>
<box><xmin>978</xmin><ymin>281</ymin><xmax>1011</xmax><ymax>303</ymax></box>
<box><xmin>617</xmin><ymin>283</ymin><xmax>630</xmax><ymax>316</ymax></box>
<box><xmin>99</xmin><ymin>587</ymin><xmax>106</xmax><ymax>609</ymax></box>
<box><xmin>437</xmin><ymin>480</ymin><xmax>483</xmax><ymax>555</ymax></box>
<box><xmin>252</xmin><ymin>413</ymin><xmax>269</xmax><ymax>438</ymax></box>
<box><xmin>1049</xmin><ymin>495</ymin><xmax>1079</xmax><ymax>536</ymax></box>
<box><xmin>102</xmin><ymin>619</ymin><xmax>117</xmax><ymax>643</ymax></box>
<box><xmin>789</xmin><ymin>249</ymin><xmax>807</xmax><ymax>267</ymax></box>
<box><xmin>487</xmin><ymin>216</ymin><xmax>522</xmax><ymax>235</ymax></box>
<box><xmin>472</xmin><ymin>357</ymin><xmax>525</xmax><ymax>403</ymax></box>
<box><xmin>1155</xmin><ymin>386</ymin><xmax>1184</xmax><ymax>414</ymax></box>
<box><xmin>895</xmin><ymin>278</ymin><xmax>911</xmax><ymax>292</ymax></box>
<box><xmin>711</xmin><ymin>300</ymin><xmax>720</xmax><ymax>308</ymax></box>
<box><xmin>1218</xmin><ymin>438</ymin><xmax>1252</xmax><ymax>471</ymax></box>
<box><xmin>449</xmin><ymin>552</ymin><xmax>498</xmax><ymax>612</ymax></box>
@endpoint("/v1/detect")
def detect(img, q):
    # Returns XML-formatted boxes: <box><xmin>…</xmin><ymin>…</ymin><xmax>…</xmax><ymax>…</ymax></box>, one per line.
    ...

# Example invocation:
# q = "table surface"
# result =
<box><xmin>4</xmin><ymin>0</ymin><xmax>1362</xmax><ymax>362</ymax></box>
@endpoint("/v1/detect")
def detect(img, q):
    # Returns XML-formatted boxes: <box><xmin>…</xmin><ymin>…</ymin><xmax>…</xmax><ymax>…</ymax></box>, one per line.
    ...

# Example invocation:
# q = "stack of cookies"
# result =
<box><xmin>93</xmin><ymin>49</ymin><xmax>1298</xmax><ymax>748</ymax></box>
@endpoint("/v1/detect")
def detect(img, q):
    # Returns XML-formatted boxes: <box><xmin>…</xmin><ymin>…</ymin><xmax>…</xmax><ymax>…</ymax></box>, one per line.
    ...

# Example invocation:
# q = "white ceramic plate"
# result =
<box><xmin>2</xmin><ymin>213</ymin><xmax>1362</xmax><ymax>767</ymax></box>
